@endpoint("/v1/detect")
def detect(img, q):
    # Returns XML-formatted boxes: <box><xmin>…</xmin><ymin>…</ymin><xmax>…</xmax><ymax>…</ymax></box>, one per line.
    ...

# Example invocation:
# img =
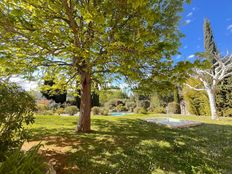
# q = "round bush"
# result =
<box><xmin>55</xmin><ymin>108</ymin><xmax>65</xmax><ymax>115</ymax></box>
<box><xmin>91</xmin><ymin>107</ymin><xmax>109</xmax><ymax>116</ymax></box>
<box><xmin>92</xmin><ymin>106</ymin><xmax>101</xmax><ymax>115</ymax></box>
<box><xmin>138</xmin><ymin>100</ymin><xmax>150</xmax><ymax>109</ymax></box>
<box><xmin>152</xmin><ymin>107</ymin><xmax>166</xmax><ymax>114</ymax></box>
<box><xmin>134</xmin><ymin>107</ymin><xmax>147</xmax><ymax>114</ymax></box>
<box><xmin>116</xmin><ymin>104</ymin><xmax>128</xmax><ymax>112</ymax></box>
<box><xmin>101</xmin><ymin>108</ymin><xmax>109</xmax><ymax>116</ymax></box>
<box><xmin>64</xmin><ymin>106</ymin><xmax>79</xmax><ymax>115</ymax></box>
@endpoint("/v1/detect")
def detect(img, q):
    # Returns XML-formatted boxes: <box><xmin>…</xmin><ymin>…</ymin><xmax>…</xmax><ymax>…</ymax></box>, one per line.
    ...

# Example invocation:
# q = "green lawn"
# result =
<box><xmin>25</xmin><ymin>114</ymin><xmax>232</xmax><ymax>174</ymax></box>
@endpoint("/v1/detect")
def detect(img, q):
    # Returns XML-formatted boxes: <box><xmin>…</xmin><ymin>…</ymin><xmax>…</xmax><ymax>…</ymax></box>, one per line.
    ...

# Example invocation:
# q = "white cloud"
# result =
<box><xmin>187</xmin><ymin>54</ymin><xmax>195</xmax><ymax>59</ymax></box>
<box><xmin>186</xmin><ymin>12</ymin><xmax>193</xmax><ymax>17</ymax></box>
<box><xmin>183</xmin><ymin>45</ymin><xmax>188</xmax><ymax>49</ymax></box>
<box><xmin>10</xmin><ymin>76</ymin><xmax>38</xmax><ymax>91</ymax></box>
<box><xmin>227</xmin><ymin>24</ymin><xmax>232</xmax><ymax>32</ymax></box>
<box><xmin>185</xmin><ymin>19</ymin><xmax>191</xmax><ymax>24</ymax></box>
<box><xmin>192</xmin><ymin>7</ymin><xmax>196</xmax><ymax>11</ymax></box>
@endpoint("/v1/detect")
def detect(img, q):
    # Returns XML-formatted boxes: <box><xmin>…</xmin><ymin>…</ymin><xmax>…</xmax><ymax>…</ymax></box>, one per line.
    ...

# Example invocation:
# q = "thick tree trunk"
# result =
<box><xmin>76</xmin><ymin>71</ymin><xmax>91</xmax><ymax>132</ymax></box>
<box><xmin>206</xmin><ymin>88</ymin><xmax>218</xmax><ymax>120</ymax></box>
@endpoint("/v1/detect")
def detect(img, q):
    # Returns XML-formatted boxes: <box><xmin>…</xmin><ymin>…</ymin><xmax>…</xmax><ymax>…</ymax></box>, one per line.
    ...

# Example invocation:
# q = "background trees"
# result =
<box><xmin>186</xmin><ymin>19</ymin><xmax>232</xmax><ymax>119</ymax></box>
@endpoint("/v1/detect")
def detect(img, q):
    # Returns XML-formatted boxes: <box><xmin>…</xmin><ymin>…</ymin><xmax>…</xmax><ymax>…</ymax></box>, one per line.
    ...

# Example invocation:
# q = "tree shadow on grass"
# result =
<box><xmin>26</xmin><ymin>118</ymin><xmax>232</xmax><ymax>174</ymax></box>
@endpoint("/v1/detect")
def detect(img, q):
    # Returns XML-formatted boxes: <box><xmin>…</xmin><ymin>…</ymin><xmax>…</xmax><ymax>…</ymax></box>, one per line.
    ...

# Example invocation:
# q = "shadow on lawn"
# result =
<box><xmin>27</xmin><ymin>118</ymin><xmax>232</xmax><ymax>174</ymax></box>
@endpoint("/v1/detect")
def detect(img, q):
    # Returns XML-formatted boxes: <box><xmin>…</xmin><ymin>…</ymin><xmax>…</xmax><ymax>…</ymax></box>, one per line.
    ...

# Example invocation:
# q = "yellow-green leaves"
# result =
<box><xmin>0</xmin><ymin>0</ymin><xmax>187</xmax><ymax>89</ymax></box>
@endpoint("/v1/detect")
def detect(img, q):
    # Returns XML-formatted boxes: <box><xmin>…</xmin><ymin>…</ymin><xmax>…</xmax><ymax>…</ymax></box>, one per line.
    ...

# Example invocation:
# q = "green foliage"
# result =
<box><xmin>138</xmin><ymin>100</ymin><xmax>150</xmax><ymax>109</ymax></box>
<box><xmin>55</xmin><ymin>108</ymin><xmax>65</xmax><ymax>115</ymax></box>
<box><xmin>216</xmin><ymin>76</ymin><xmax>232</xmax><ymax>117</ymax></box>
<box><xmin>167</xmin><ymin>102</ymin><xmax>180</xmax><ymax>114</ymax></box>
<box><xmin>0</xmin><ymin>81</ymin><xmax>36</xmax><ymax>157</ymax></box>
<box><xmin>92</xmin><ymin>106</ymin><xmax>101</xmax><ymax>115</ymax></box>
<box><xmin>125</xmin><ymin>101</ymin><xmax>136</xmax><ymax>112</ymax></box>
<box><xmin>104</xmin><ymin>98</ymin><xmax>126</xmax><ymax>111</ymax></box>
<box><xmin>36</xmin><ymin>103</ymin><xmax>48</xmax><ymax>112</ymax></box>
<box><xmin>150</xmin><ymin>92</ymin><xmax>161</xmax><ymax>108</ymax></box>
<box><xmin>40</xmin><ymin>79</ymin><xmax>67</xmax><ymax>104</ymax></box>
<box><xmin>204</xmin><ymin>19</ymin><xmax>218</xmax><ymax>58</ymax></box>
<box><xmin>40</xmin><ymin>110</ymin><xmax>54</xmax><ymax>115</ymax></box>
<box><xmin>151</xmin><ymin>106</ymin><xmax>166</xmax><ymax>114</ymax></box>
<box><xmin>183</xmin><ymin>79</ymin><xmax>210</xmax><ymax>116</ymax></box>
<box><xmin>91</xmin><ymin>92</ymin><xmax>100</xmax><ymax>107</ymax></box>
<box><xmin>0</xmin><ymin>0</ymin><xmax>186</xmax><ymax>95</ymax></box>
<box><xmin>64</xmin><ymin>106</ymin><xmax>79</xmax><ymax>115</ymax></box>
<box><xmin>0</xmin><ymin>145</ymin><xmax>47</xmax><ymax>174</ymax></box>
<box><xmin>116</xmin><ymin>104</ymin><xmax>128</xmax><ymax>112</ymax></box>
<box><xmin>91</xmin><ymin>107</ymin><xmax>109</xmax><ymax>116</ymax></box>
<box><xmin>99</xmin><ymin>89</ymin><xmax>127</xmax><ymax>106</ymax></box>
<box><xmin>101</xmin><ymin>108</ymin><xmax>109</xmax><ymax>116</ymax></box>
<box><xmin>134</xmin><ymin>107</ymin><xmax>147</xmax><ymax>114</ymax></box>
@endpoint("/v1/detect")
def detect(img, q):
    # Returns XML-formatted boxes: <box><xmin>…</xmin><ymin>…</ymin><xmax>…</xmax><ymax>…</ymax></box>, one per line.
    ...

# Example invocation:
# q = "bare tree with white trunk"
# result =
<box><xmin>186</xmin><ymin>53</ymin><xmax>232</xmax><ymax>119</ymax></box>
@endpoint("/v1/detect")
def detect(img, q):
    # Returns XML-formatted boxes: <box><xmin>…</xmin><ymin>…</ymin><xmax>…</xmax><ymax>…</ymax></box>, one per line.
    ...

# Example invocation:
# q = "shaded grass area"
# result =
<box><xmin>25</xmin><ymin>114</ymin><xmax>232</xmax><ymax>174</ymax></box>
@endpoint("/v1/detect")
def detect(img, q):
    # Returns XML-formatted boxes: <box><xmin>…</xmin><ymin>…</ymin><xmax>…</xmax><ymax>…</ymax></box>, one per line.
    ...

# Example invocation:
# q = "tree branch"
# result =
<box><xmin>185</xmin><ymin>83</ymin><xmax>205</xmax><ymax>91</ymax></box>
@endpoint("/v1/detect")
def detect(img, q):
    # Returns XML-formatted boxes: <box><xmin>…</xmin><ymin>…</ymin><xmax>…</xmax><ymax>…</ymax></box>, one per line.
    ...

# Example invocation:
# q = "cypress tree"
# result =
<box><xmin>204</xmin><ymin>19</ymin><xmax>232</xmax><ymax>117</ymax></box>
<box><xmin>204</xmin><ymin>19</ymin><xmax>218</xmax><ymax>64</ymax></box>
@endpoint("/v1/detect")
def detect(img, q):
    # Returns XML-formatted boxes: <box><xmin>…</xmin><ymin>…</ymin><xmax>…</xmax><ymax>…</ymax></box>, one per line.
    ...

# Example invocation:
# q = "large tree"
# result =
<box><xmin>186</xmin><ymin>54</ymin><xmax>232</xmax><ymax>119</ymax></box>
<box><xmin>0</xmin><ymin>0</ymin><xmax>188</xmax><ymax>132</ymax></box>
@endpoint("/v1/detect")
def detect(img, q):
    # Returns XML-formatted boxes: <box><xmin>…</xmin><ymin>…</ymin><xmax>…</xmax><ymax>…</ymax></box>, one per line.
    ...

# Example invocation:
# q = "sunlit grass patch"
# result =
<box><xmin>24</xmin><ymin>114</ymin><xmax>232</xmax><ymax>173</ymax></box>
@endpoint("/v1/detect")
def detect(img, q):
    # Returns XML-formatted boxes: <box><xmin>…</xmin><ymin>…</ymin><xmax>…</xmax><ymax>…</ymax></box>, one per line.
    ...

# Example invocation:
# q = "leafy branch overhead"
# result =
<box><xmin>0</xmin><ymin>0</ymin><xmax>185</xmax><ymax>82</ymax></box>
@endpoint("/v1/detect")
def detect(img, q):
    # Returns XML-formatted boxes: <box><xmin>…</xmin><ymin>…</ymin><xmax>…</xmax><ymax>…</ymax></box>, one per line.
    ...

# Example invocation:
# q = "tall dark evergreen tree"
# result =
<box><xmin>204</xmin><ymin>19</ymin><xmax>232</xmax><ymax>117</ymax></box>
<box><xmin>204</xmin><ymin>19</ymin><xmax>218</xmax><ymax>62</ymax></box>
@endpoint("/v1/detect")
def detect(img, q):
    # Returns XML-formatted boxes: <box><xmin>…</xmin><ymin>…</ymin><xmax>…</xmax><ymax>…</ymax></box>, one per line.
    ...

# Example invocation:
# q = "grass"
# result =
<box><xmin>25</xmin><ymin>114</ymin><xmax>232</xmax><ymax>174</ymax></box>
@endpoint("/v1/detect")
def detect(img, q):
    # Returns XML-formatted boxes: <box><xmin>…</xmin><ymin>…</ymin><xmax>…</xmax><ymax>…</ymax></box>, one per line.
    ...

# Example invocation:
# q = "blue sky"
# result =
<box><xmin>176</xmin><ymin>0</ymin><xmax>232</xmax><ymax>61</ymax></box>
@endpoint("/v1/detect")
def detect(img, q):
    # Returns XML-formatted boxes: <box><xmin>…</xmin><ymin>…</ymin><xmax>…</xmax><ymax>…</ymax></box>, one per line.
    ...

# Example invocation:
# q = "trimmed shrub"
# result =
<box><xmin>55</xmin><ymin>108</ymin><xmax>65</xmax><ymax>115</ymax></box>
<box><xmin>64</xmin><ymin>106</ymin><xmax>79</xmax><ymax>115</ymax></box>
<box><xmin>216</xmin><ymin>76</ymin><xmax>232</xmax><ymax>117</ymax></box>
<box><xmin>92</xmin><ymin>106</ymin><xmax>101</xmax><ymax>115</ymax></box>
<box><xmin>167</xmin><ymin>102</ymin><xmax>180</xmax><ymax>114</ymax></box>
<box><xmin>183</xmin><ymin>79</ymin><xmax>210</xmax><ymax>116</ymax></box>
<box><xmin>125</xmin><ymin>101</ymin><xmax>136</xmax><ymax>109</ymax></box>
<box><xmin>0</xmin><ymin>81</ymin><xmax>36</xmax><ymax>158</ymax></box>
<box><xmin>138</xmin><ymin>100</ymin><xmax>150</xmax><ymax>109</ymax></box>
<box><xmin>222</xmin><ymin>108</ymin><xmax>232</xmax><ymax>117</ymax></box>
<box><xmin>101</xmin><ymin>108</ymin><xmax>109</xmax><ymax>116</ymax></box>
<box><xmin>116</xmin><ymin>104</ymin><xmax>128</xmax><ymax>112</ymax></box>
<box><xmin>134</xmin><ymin>107</ymin><xmax>147</xmax><ymax>114</ymax></box>
<box><xmin>36</xmin><ymin>103</ymin><xmax>48</xmax><ymax>112</ymax></box>
<box><xmin>125</xmin><ymin>101</ymin><xmax>136</xmax><ymax>112</ymax></box>
<box><xmin>91</xmin><ymin>107</ymin><xmax>109</xmax><ymax>116</ymax></box>
<box><xmin>150</xmin><ymin>106</ymin><xmax>166</xmax><ymax>114</ymax></box>
<box><xmin>40</xmin><ymin>110</ymin><xmax>54</xmax><ymax>115</ymax></box>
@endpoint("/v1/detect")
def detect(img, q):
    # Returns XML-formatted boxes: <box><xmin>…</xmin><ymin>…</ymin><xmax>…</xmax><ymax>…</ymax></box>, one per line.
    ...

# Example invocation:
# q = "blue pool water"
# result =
<box><xmin>110</xmin><ymin>112</ymin><xmax>127</xmax><ymax>116</ymax></box>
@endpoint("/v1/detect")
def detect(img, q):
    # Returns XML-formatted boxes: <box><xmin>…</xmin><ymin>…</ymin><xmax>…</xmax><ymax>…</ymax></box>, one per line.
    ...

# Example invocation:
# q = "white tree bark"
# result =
<box><xmin>206</xmin><ymin>88</ymin><xmax>217</xmax><ymax>119</ymax></box>
<box><xmin>186</xmin><ymin>53</ymin><xmax>232</xmax><ymax>119</ymax></box>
